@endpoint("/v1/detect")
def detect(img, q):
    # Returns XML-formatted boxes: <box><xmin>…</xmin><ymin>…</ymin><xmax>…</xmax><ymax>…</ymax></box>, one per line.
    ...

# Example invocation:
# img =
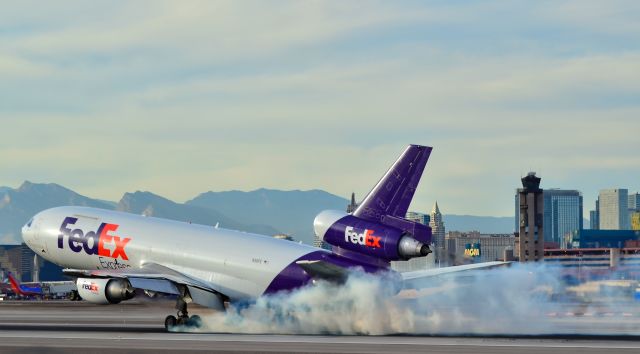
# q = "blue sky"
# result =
<box><xmin>1</xmin><ymin>1</ymin><xmax>639</xmax><ymax>217</ymax></box>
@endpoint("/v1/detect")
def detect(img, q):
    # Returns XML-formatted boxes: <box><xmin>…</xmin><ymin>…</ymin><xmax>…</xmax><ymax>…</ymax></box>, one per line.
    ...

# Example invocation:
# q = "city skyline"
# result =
<box><xmin>3</xmin><ymin>177</ymin><xmax>635</xmax><ymax>220</ymax></box>
<box><xmin>1</xmin><ymin>174</ymin><xmax>637</xmax><ymax>224</ymax></box>
<box><xmin>2</xmin><ymin>1</ymin><xmax>639</xmax><ymax>217</ymax></box>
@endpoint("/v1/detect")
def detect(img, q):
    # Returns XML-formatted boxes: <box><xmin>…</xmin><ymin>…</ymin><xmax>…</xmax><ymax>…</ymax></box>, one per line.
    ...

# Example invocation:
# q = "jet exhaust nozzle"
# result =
<box><xmin>398</xmin><ymin>235</ymin><xmax>430</xmax><ymax>260</ymax></box>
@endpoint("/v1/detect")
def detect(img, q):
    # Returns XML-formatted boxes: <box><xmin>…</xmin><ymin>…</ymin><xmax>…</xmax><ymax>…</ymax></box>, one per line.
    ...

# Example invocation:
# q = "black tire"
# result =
<box><xmin>189</xmin><ymin>315</ymin><xmax>202</xmax><ymax>327</ymax></box>
<box><xmin>68</xmin><ymin>291</ymin><xmax>80</xmax><ymax>301</ymax></box>
<box><xmin>164</xmin><ymin>315</ymin><xmax>177</xmax><ymax>331</ymax></box>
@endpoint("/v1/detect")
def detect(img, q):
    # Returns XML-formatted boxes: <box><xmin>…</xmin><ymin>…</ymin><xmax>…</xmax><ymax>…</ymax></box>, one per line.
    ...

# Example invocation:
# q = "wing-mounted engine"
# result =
<box><xmin>314</xmin><ymin>210</ymin><xmax>431</xmax><ymax>261</ymax></box>
<box><xmin>76</xmin><ymin>278</ymin><xmax>135</xmax><ymax>304</ymax></box>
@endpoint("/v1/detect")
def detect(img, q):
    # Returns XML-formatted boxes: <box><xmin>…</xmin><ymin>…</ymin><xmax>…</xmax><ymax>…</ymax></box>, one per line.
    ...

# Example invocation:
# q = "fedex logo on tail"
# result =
<box><xmin>58</xmin><ymin>217</ymin><xmax>131</xmax><ymax>260</ymax></box>
<box><xmin>344</xmin><ymin>226</ymin><xmax>381</xmax><ymax>248</ymax></box>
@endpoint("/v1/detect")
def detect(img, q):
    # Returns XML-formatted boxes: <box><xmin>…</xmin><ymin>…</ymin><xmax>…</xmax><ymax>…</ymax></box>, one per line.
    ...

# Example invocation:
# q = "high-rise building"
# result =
<box><xmin>590</xmin><ymin>199</ymin><xmax>599</xmax><ymax>230</ymax></box>
<box><xmin>515</xmin><ymin>189</ymin><xmax>583</xmax><ymax>243</ymax></box>
<box><xmin>516</xmin><ymin>172</ymin><xmax>544</xmax><ymax>262</ymax></box>
<box><xmin>629</xmin><ymin>193</ymin><xmax>640</xmax><ymax>230</ymax></box>
<box><xmin>543</xmin><ymin>189</ymin><xmax>583</xmax><ymax>245</ymax></box>
<box><xmin>346</xmin><ymin>192</ymin><xmax>358</xmax><ymax>214</ymax></box>
<box><xmin>405</xmin><ymin>211</ymin><xmax>430</xmax><ymax>225</ymax></box>
<box><xmin>514</xmin><ymin>194</ymin><xmax>519</xmax><ymax>232</ymax></box>
<box><xmin>589</xmin><ymin>210</ymin><xmax>598</xmax><ymax>230</ymax></box>
<box><xmin>599</xmin><ymin>189</ymin><xmax>630</xmax><ymax>230</ymax></box>
<box><xmin>429</xmin><ymin>201</ymin><xmax>445</xmax><ymax>262</ymax></box>
<box><xmin>629</xmin><ymin>193</ymin><xmax>640</xmax><ymax>210</ymax></box>
<box><xmin>0</xmin><ymin>244</ymin><xmax>36</xmax><ymax>281</ymax></box>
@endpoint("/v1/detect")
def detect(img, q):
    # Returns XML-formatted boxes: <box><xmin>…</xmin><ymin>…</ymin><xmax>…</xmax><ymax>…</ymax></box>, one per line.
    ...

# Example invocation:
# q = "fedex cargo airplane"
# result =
<box><xmin>22</xmin><ymin>145</ymin><xmax>505</xmax><ymax>330</ymax></box>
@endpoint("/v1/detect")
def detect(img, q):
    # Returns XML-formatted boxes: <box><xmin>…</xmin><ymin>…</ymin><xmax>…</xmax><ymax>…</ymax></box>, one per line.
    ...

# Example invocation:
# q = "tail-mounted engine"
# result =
<box><xmin>314</xmin><ymin>210</ymin><xmax>432</xmax><ymax>261</ymax></box>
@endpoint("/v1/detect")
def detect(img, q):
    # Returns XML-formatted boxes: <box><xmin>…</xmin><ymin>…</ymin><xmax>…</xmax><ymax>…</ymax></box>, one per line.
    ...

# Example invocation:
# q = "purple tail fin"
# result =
<box><xmin>353</xmin><ymin>145</ymin><xmax>432</xmax><ymax>222</ymax></box>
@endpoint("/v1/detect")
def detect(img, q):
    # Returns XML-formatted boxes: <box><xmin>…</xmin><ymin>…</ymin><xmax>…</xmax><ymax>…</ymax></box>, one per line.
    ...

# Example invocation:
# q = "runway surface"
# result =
<box><xmin>1</xmin><ymin>300</ymin><xmax>639</xmax><ymax>353</ymax></box>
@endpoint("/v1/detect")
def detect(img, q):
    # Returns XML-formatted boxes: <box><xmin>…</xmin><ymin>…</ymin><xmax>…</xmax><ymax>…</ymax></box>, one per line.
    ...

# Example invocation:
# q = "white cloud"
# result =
<box><xmin>536</xmin><ymin>0</ymin><xmax>640</xmax><ymax>35</ymax></box>
<box><xmin>4</xmin><ymin>1</ymin><xmax>428</xmax><ymax>60</ymax></box>
<box><xmin>1</xmin><ymin>1</ymin><xmax>639</xmax><ymax>217</ymax></box>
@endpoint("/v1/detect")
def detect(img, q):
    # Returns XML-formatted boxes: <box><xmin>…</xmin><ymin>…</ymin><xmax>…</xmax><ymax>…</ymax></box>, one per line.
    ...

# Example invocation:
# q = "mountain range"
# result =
<box><xmin>0</xmin><ymin>181</ymin><xmax>515</xmax><ymax>245</ymax></box>
<box><xmin>186</xmin><ymin>189</ymin><xmax>348</xmax><ymax>242</ymax></box>
<box><xmin>0</xmin><ymin>182</ymin><xmax>114</xmax><ymax>244</ymax></box>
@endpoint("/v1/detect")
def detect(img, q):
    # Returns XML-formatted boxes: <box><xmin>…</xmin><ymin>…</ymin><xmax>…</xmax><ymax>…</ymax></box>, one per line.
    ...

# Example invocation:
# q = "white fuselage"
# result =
<box><xmin>22</xmin><ymin>206</ymin><xmax>324</xmax><ymax>300</ymax></box>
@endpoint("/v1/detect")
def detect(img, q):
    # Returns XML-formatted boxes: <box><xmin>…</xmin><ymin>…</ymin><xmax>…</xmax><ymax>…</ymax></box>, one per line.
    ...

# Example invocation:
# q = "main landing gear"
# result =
<box><xmin>164</xmin><ymin>288</ymin><xmax>202</xmax><ymax>331</ymax></box>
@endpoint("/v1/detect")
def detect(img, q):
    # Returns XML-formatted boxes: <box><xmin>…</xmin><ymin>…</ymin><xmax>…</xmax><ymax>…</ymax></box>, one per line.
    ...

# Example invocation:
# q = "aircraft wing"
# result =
<box><xmin>63</xmin><ymin>262</ymin><xmax>227</xmax><ymax>309</ymax></box>
<box><xmin>401</xmin><ymin>261</ymin><xmax>510</xmax><ymax>289</ymax></box>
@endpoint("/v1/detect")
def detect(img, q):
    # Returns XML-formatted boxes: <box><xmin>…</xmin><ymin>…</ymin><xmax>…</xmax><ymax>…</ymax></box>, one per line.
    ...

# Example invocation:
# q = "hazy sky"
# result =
<box><xmin>1</xmin><ymin>1</ymin><xmax>639</xmax><ymax>217</ymax></box>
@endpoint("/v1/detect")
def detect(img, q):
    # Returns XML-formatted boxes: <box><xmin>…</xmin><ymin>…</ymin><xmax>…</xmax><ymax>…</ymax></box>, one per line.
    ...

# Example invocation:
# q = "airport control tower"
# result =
<box><xmin>516</xmin><ymin>172</ymin><xmax>544</xmax><ymax>262</ymax></box>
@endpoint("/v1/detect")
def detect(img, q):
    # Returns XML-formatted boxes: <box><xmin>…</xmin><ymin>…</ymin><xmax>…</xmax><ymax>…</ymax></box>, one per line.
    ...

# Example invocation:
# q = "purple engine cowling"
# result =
<box><xmin>314</xmin><ymin>210</ymin><xmax>432</xmax><ymax>262</ymax></box>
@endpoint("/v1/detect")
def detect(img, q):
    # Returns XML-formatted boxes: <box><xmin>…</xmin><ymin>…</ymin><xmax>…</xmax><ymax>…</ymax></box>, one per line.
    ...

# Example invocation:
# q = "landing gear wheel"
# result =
<box><xmin>68</xmin><ymin>290</ymin><xmax>80</xmax><ymax>301</ymax></box>
<box><xmin>176</xmin><ymin>309</ymin><xmax>189</xmax><ymax>326</ymax></box>
<box><xmin>166</xmin><ymin>286</ymin><xmax>202</xmax><ymax>331</ymax></box>
<box><xmin>164</xmin><ymin>315</ymin><xmax>177</xmax><ymax>331</ymax></box>
<box><xmin>189</xmin><ymin>314</ymin><xmax>202</xmax><ymax>327</ymax></box>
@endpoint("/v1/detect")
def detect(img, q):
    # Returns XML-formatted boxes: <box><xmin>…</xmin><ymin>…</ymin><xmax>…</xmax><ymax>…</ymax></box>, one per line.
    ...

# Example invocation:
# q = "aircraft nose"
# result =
<box><xmin>21</xmin><ymin>218</ymin><xmax>35</xmax><ymax>244</ymax></box>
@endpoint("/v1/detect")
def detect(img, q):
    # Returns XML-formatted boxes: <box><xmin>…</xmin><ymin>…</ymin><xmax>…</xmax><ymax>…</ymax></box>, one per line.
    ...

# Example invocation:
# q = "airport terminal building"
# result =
<box><xmin>544</xmin><ymin>247</ymin><xmax>640</xmax><ymax>281</ymax></box>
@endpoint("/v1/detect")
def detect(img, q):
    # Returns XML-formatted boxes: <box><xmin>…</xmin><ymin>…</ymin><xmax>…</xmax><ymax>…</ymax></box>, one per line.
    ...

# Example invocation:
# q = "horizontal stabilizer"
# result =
<box><xmin>401</xmin><ymin>261</ymin><xmax>510</xmax><ymax>289</ymax></box>
<box><xmin>296</xmin><ymin>260</ymin><xmax>349</xmax><ymax>283</ymax></box>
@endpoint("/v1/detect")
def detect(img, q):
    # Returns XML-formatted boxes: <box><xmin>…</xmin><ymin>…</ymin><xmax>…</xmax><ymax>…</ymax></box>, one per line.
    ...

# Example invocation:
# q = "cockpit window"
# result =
<box><xmin>26</xmin><ymin>218</ymin><xmax>33</xmax><ymax>228</ymax></box>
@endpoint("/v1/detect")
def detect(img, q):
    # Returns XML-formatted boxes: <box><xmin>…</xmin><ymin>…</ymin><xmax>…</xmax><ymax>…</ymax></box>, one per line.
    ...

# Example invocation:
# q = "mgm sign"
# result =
<box><xmin>464</xmin><ymin>243</ymin><xmax>481</xmax><ymax>258</ymax></box>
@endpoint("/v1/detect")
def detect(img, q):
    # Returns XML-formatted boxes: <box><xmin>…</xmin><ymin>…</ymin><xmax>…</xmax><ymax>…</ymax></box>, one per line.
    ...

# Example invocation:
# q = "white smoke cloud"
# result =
<box><xmin>173</xmin><ymin>263</ymin><xmax>639</xmax><ymax>335</ymax></box>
